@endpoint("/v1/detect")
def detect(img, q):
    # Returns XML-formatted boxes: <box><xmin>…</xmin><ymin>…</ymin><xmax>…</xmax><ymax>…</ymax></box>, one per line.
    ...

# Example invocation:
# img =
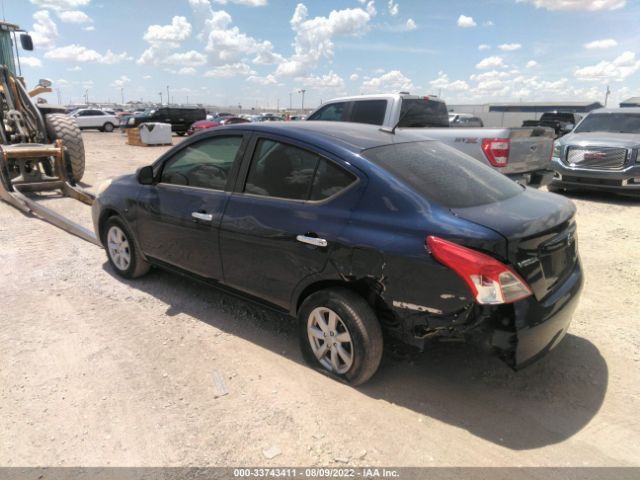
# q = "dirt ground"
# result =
<box><xmin>1</xmin><ymin>131</ymin><xmax>639</xmax><ymax>467</ymax></box>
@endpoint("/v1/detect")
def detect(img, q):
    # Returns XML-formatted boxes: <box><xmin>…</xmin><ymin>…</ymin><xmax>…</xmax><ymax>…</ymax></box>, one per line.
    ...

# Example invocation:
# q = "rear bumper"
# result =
<box><xmin>506</xmin><ymin>169</ymin><xmax>555</xmax><ymax>188</ymax></box>
<box><xmin>550</xmin><ymin>157</ymin><xmax>640</xmax><ymax>192</ymax></box>
<box><xmin>506</xmin><ymin>259</ymin><xmax>583</xmax><ymax>369</ymax></box>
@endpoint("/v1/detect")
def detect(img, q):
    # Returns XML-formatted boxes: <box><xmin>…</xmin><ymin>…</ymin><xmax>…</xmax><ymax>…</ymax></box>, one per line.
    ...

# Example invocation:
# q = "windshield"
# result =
<box><xmin>574</xmin><ymin>113</ymin><xmax>640</xmax><ymax>134</ymax></box>
<box><xmin>363</xmin><ymin>141</ymin><xmax>523</xmax><ymax>208</ymax></box>
<box><xmin>398</xmin><ymin>99</ymin><xmax>449</xmax><ymax>127</ymax></box>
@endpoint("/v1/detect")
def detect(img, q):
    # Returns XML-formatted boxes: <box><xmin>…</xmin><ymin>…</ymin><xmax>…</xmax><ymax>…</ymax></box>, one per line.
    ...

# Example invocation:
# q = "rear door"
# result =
<box><xmin>135</xmin><ymin>134</ymin><xmax>247</xmax><ymax>279</ymax></box>
<box><xmin>219</xmin><ymin>135</ymin><xmax>362</xmax><ymax>309</ymax></box>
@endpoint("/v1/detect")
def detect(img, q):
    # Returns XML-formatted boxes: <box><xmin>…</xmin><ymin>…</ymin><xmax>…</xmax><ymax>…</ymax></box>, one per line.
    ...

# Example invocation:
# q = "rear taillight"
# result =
<box><xmin>426</xmin><ymin>236</ymin><xmax>532</xmax><ymax>305</ymax></box>
<box><xmin>482</xmin><ymin>138</ymin><xmax>510</xmax><ymax>167</ymax></box>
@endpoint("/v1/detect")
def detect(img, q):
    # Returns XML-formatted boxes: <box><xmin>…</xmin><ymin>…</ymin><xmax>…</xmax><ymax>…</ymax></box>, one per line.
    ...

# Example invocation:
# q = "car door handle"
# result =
<box><xmin>296</xmin><ymin>235</ymin><xmax>327</xmax><ymax>247</ymax></box>
<box><xmin>192</xmin><ymin>212</ymin><xmax>213</xmax><ymax>222</ymax></box>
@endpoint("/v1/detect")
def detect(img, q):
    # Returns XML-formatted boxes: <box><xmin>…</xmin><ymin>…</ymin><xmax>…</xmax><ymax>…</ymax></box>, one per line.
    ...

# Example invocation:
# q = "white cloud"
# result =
<box><xmin>478</xmin><ymin>44</ymin><xmax>490</xmax><ymax>50</ymax></box>
<box><xmin>30</xmin><ymin>10</ymin><xmax>58</xmax><ymax>50</ymax></box>
<box><xmin>388</xmin><ymin>0</ymin><xmax>399</xmax><ymax>16</ymax></box>
<box><xmin>163</xmin><ymin>50</ymin><xmax>207</xmax><ymax>67</ymax></box>
<box><xmin>21</xmin><ymin>56</ymin><xmax>43</xmax><ymax>68</ymax></box>
<box><xmin>30</xmin><ymin>0</ymin><xmax>90</xmax><ymax>10</ymax></box>
<box><xmin>204</xmin><ymin>62</ymin><xmax>255</xmax><ymax>77</ymax></box>
<box><xmin>213</xmin><ymin>0</ymin><xmax>268</xmax><ymax>5</ymax></box>
<box><xmin>296</xmin><ymin>71</ymin><xmax>345</xmax><ymax>90</ymax></box>
<box><xmin>405</xmin><ymin>18</ymin><xmax>417</xmax><ymax>31</ymax></box>
<box><xmin>111</xmin><ymin>75</ymin><xmax>131</xmax><ymax>88</ymax></box>
<box><xmin>483</xmin><ymin>20</ymin><xmax>494</xmax><ymax>26</ymax></box>
<box><xmin>349</xmin><ymin>73</ymin><xmax>359</xmax><ymax>81</ymax></box>
<box><xmin>476</xmin><ymin>55</ymin><xmax>504</xmax><ymax>69</ymax></box>
<box><xmin>176</xmin><ymin>67</ymin><xmax>198</xmax><ymax>75</ymax></box>
<box><xmin>526</xmin><ymin>60</ymin><xmax>538</xmax><ymax>68</ymax></box>
<box><xmin>45</xmin><ymin>44</ymin><xmax>132</xmax><ymax>64</ymax></box>
<box><xmin>584</xmin><ymin>38</ymin><xmax>618</xmax><ymax>49</ymax></box>
<box><xmin>429</xmin><ymin>71</ymin><xmax>469</xmax><ymax>92</ymax></box>
<box><xmin>275</xmin><ymin>3</ymin><xmax>374</xmax><ymax>77</ymax></box>
<box><xmin>457</xmin><ymin>15</ymin><xmax>476</xmax><ymax>28</ymax></box>
<box><xmin>575</xmin><ymin>51</ymin><xmax>640</xmax><ymax>82</ymax></box>
<box><xmin>366</xmin><ymin>1</ymin><xmax>377</xmax><ymax>16</ymax></box>
<box><xmin>247</xmin><ymin>74</ymin><xmax>278</xmax><ymax>85</ymax></box>
<box><xmin>498</xmin><ymin>43</ymin><xmax>522</xmax><ymax>51</ymax></box>
<box><xmin>143</xmin><ymin>16</ymin><xmax>192</xmax><ymax>48</ymax></box>
<box><xmin>360</xmin><ymin>70</ymin><xmax>414</xmax><ymax>94</ymax></box>
<box><xmin>57</xmin><ymin>10</ymin><xmax>91</xmax><ymax>23</ymax></box>
<box><xmin>83</xmin><ymin>25</ymin><xmax>95</xmax><ymax>31</ymax></box>
<box><xmin>516</xmin><ymin>0</ymin><xmax>625</xmax><ymax>11</ymax></box>
<box><xmin>67</xmin><ymin>65</ymin><xmax>81</xmax><ymax>71</ymax></box>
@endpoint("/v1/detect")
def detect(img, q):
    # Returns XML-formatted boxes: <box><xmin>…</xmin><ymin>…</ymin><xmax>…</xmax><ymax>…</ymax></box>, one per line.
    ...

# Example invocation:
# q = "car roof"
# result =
<box><xmin>589</xmin><ymin>107</ymin><xmax>640</xmax><ymax>114</ymax></box>
<box><xmin>317</xmin><ymin>93</ymin><xmax>444</xmax><ymax>104</ymax></box>
<box><xmin>218</xmin><ymin>121</ymin><xmax>434</xmax><ymax>152</ymax></box>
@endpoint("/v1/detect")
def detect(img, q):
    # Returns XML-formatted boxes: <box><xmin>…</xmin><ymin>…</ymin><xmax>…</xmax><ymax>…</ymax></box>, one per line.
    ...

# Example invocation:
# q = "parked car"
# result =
<box><xmin>69</xmin><ymin>108</ymin><xmax>120</xmax><ymax>132</ymax></box>
<box><xmin>126</xmin><ymin>106</ymin><xmax>206</xmax><ymax>136</ymax></box>
<box><xmin>93</xmin><ymin>122</ymin><xmax>583</xmax><ymax>385</ymax></box>
<box><xmin>522</xmin><ymin>112</ymin><xmax>582</xmax><ymax>138</ymax></box>
<box><xmin>550</xmin><ymin>108</ymin><xmax>640</xmax><ymax>195</ymax></box>
<box><xmin>307</xmin><ymin>93</ymin><xmax>555</xmax><ymax>188</ymax></box>
<box><xmin>449</xmin><ymin>113</ymin><xmax>484</xmax><ymax>127</ymax></box>
<box><xmin>186</xmin><ymin>116</ymin><xmax>250</xmax><ymax>135</ymax></box>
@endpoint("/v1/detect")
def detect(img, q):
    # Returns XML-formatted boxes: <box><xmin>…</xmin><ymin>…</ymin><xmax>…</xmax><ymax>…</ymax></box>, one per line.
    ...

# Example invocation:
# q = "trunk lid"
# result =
<box><xmin>451</xmin><ymin>189</ymin><xmax>578</xmax><ymax>301</ymax></box>
<box><xmin>504</xmin><ymin>128</ymin><xmax>554</xmax><ymax>175</ymax></box>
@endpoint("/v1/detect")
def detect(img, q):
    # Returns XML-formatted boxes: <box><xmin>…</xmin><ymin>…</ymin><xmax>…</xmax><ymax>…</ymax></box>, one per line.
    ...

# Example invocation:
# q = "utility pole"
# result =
<box><xmin>84</xmin><ymin>88</ymin><xmax>89</xmax><ymax>104</ymax></box>
<box><xmin>289</xmin><ymin>92</ymin><xmax>292</xmax><ymax>110</ymax></box>
<box><xmin>120</xmin><ymin>87</ymin><xmax>124</xmax><ymax>105</ymax></box>
<box><xmin>604</xmin><ymin>85</ymin><xmax>611</xmax><ymax>107</ymax></box>
<box><xmin>186</xmin><ymin>95</ymin><xmax>189</xmax><ymax>104</ymax></box>
<box><xmin>159</xmin><ymin>92</ymin><xmax>163</xmax><ymax>105</ymax></box>
<box><xmin>298</xmin><ymin>89</ymin><xmax>306</xmax><ymax>112</ymax></box>
<box><xmin>166</xmin><ymin>85</ymin><xmax>170</xmax><ymax>106</ymax></box>
<box><xmin>56</xmin><ymin>88</ymin><xmax>61</xmax><ymax>104</ymax></box>
<box><xmin>276</xmin><ymin>98</ymin><xmax>280</xmax><ymax>112</ymax></box>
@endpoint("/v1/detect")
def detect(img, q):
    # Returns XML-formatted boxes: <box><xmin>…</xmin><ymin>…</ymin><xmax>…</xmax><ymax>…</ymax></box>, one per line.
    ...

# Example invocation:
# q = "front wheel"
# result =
<box><xmin>102</xmin><ymin>122</ymin><xmax>115</xmax><ymax>132</ymax></box>
<box><xmin>104</xmin><ymin>216</ymin><xmax>150</xmax><ymax>279</ymax></box>
<box><xmin>298</xmin><ymin>288</ymin><xmax>383</xmax><ymax>386</ymax></box>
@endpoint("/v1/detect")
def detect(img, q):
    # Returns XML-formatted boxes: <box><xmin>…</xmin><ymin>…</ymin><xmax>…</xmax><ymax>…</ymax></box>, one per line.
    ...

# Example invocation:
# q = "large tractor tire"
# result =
<box><xmin>45</xmin><ymin>113</ymin><xmax>86</xmax><ymax>181</ymax></box>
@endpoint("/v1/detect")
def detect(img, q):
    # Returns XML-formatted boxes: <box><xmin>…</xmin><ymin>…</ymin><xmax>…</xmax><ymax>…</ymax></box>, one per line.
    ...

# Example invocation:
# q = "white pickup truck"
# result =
<box><xmin>307</xmin><ymin>93</ymin><xmax>555</xmax><ymax>187</ymax></box>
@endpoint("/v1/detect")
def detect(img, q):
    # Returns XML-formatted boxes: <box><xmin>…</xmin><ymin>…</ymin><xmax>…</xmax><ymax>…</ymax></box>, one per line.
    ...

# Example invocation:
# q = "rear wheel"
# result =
<box><xmin>104</xmin><ymin>216</ymin><xmax>150</xmax><ymax>279</ymax></box>
<box><xmin>298</xmin><ymin>288</ymin><xmax>383</xmax><ymax>386</ymax></box>
<box><xmin>45</xmin><ymin>113</ymin><xmax>86</xmax><ymax>181</ymax></box>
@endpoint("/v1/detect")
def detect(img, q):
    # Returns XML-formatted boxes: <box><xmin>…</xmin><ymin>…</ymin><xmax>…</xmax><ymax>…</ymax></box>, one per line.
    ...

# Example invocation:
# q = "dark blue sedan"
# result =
<box><xmin>93</xmin><ymin>122</ymin><xmax>583</xmax><ymax>385</ymax></box>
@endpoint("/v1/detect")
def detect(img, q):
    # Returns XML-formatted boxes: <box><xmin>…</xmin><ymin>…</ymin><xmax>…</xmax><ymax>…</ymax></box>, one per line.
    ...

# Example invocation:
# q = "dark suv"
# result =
<box><xmin>93</xmin><ymin>122</ymin><xmax>583</xmax><ymax>385</ymax></box>
<box><xmin>126</xmin><ymin>107</ymin><xmax>206</xmax><ymax>136</ymax></box>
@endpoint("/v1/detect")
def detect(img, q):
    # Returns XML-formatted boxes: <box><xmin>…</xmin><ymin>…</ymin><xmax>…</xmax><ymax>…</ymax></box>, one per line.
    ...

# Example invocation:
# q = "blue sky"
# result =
<box><xmin>9</xmin><ymin>0</ymin><xmax>640</xmax><ymax>108</ymax></box>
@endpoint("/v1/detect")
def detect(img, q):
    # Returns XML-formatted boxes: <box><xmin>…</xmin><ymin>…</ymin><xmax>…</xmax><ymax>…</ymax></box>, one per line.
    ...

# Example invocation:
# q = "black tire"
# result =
<box><xmin>45</xmin><ymin>113</ymin><xmax>86</xmax><ymax>181</ymax></box>
<box><xmin>103</xmin><ymin>216</ymin><xmax>150</xmax><ymax>279</ymax></box>
<box><xmin>103</xmin><ymin>122</ymin><xmax>115</xmax><ymax>133</ymax></box>
<box><xmin>547</xmin><ymin>183</ymin><xmax>564</xmax><ymax>194</ymax></box>
<box><xmin>298</xmin><ymin>288</ymin><xmax>383</xmax><ymax>386</ymax></box>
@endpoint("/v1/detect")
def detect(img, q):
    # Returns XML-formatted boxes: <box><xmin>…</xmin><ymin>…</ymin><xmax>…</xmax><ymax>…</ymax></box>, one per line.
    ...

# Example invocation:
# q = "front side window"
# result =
<box><xmin>161</xmin><ymin>136</ymin><xmax>242</xmax><ymax>190</ymax></box>
<box><xmin>308</xmin><ymin>102</ymin><xmax>347</xmax><ymax>121</ymax></box>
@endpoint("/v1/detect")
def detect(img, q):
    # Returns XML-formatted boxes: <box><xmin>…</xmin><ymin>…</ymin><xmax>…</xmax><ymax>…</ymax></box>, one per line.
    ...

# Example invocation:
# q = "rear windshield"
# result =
<box><xmin>574</xmin><ymin>113</ymin><xmax>640</xmax><ymax>134</ymax></box>
<box><xmin>362</xmin><ymin>141</ymin><xmax>523</xmax><ymax>208</ymax></box>
<box><xmin>398</xmin><ymin>99</ymin><xmax>449</xmax><ymax>128</ymax></box>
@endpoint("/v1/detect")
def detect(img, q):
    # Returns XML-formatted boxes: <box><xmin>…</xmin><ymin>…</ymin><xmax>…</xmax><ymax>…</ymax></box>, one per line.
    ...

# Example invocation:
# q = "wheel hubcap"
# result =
<box><xmin>307</xmin><ymin>307</ymin><xmax>354</xmax><ymax>374</ymax></box>
<box><xmin>107</xmin><ymin>226</ymin><xmax>131</xmax><ymax>271</ymax></box>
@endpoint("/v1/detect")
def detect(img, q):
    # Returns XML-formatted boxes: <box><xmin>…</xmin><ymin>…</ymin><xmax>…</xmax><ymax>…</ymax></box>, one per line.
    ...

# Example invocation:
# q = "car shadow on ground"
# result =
<box><xmin>103</xmin><ymin>263</ymin><xmax>608</xmax><ymax>452</ymax></box>
<box><xmin>552</xmin><ymin>188</ymin><xmax>640</xmax><ymax>205</ymax></box>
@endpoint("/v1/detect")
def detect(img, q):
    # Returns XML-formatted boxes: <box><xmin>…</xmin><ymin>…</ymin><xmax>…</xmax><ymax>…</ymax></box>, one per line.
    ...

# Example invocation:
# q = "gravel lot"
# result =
<box><xmin>1</xmin><ymin>131</ymin><xmax>639</xmax><ymax>467</ymax></box>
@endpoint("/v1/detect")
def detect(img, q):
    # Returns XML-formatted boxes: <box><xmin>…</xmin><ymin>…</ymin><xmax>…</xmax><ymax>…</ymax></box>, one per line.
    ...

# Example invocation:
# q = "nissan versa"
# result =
<box><xmin>93</xmin><ymin>122</ymin><xmax>583</xmax><ymax>385</ymax></box>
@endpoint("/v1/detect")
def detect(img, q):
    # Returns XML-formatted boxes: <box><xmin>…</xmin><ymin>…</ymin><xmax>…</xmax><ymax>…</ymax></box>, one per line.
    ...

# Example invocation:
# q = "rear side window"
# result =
<box><xmin>363</xmin><ymin>141</ymin><xmax>522</xmax><ymax>208</ymax></box>
<box><xmin>245</xmin><ymin>139</ymin><xmax>356</xmax><ymax>201</ymax></box>
<box><xmin>349</xmin><ymin>100</ymin><xmax>387</xmax><ymax>125</ymax></box>
<box><xmin>308</xmin><ymin>102</ymin><xmax>347</xmax><ymax>121</ymax></box>
<box><xmin>398</xmin><ymin>99</ymin><xmax>449</xmax><ymax>127</ymax></box>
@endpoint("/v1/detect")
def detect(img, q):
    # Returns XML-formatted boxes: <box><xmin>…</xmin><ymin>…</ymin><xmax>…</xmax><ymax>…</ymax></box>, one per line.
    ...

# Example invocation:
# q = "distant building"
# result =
<box><xmin>448</xmin><ymin>101</ymin><xmax>603</xmax><ymax>128</ymax></box>
<box><xmin>620</xmin><ymin>97</ymin><xmax>640</xmax><ymax>107</ymax></box>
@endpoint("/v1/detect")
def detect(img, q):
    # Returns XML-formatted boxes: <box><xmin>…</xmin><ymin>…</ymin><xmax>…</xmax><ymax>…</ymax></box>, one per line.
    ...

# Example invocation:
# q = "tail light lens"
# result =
<box><xmin>482</xmin><ymin>138</ymin><xmax>510</xmax><ymax>167</ymax></box>
<box><xmin>426</xmin><ymin>236</ymin><xmax>532</xmax><ymax>305</ymax></box>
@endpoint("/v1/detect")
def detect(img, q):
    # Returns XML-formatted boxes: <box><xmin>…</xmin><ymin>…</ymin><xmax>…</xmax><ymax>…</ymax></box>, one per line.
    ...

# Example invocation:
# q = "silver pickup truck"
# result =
<box><xmin>550</xmin><ymin>107</ymin><xmax>640</xmax><ymax>195</ymax></box>
<box><xmin>307</xmin><ymin>93</ymin><xmax>555</xmax><ymax>188</ymax></box>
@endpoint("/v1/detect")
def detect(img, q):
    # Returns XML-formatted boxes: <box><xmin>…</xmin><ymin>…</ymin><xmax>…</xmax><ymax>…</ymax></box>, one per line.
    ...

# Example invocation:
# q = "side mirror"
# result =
<box><xmin>38</xmin><ymin>78</ymin><xmax>53</xmax><ymax>88</ymax></box>
<box><xmin>20</xmin><ymin>34</ymin><xmax>34</xmax><ymax>51</ymax></box>
<box><xmin>137</xmin><ymin>165</ymin><xmax>154</xmax><ymax>185</ymax></box>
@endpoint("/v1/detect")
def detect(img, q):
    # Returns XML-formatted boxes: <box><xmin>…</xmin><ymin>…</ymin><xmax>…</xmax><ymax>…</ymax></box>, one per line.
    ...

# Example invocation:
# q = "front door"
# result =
<box><xmin>135</xmin><ymin>134</ymin><xmax>246</xmax><ymax>279</ymax></box>
<box><xmin>220</xmin><ymin>136</ymin><xmax>361</xmax><ymax>309</ymax></box>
